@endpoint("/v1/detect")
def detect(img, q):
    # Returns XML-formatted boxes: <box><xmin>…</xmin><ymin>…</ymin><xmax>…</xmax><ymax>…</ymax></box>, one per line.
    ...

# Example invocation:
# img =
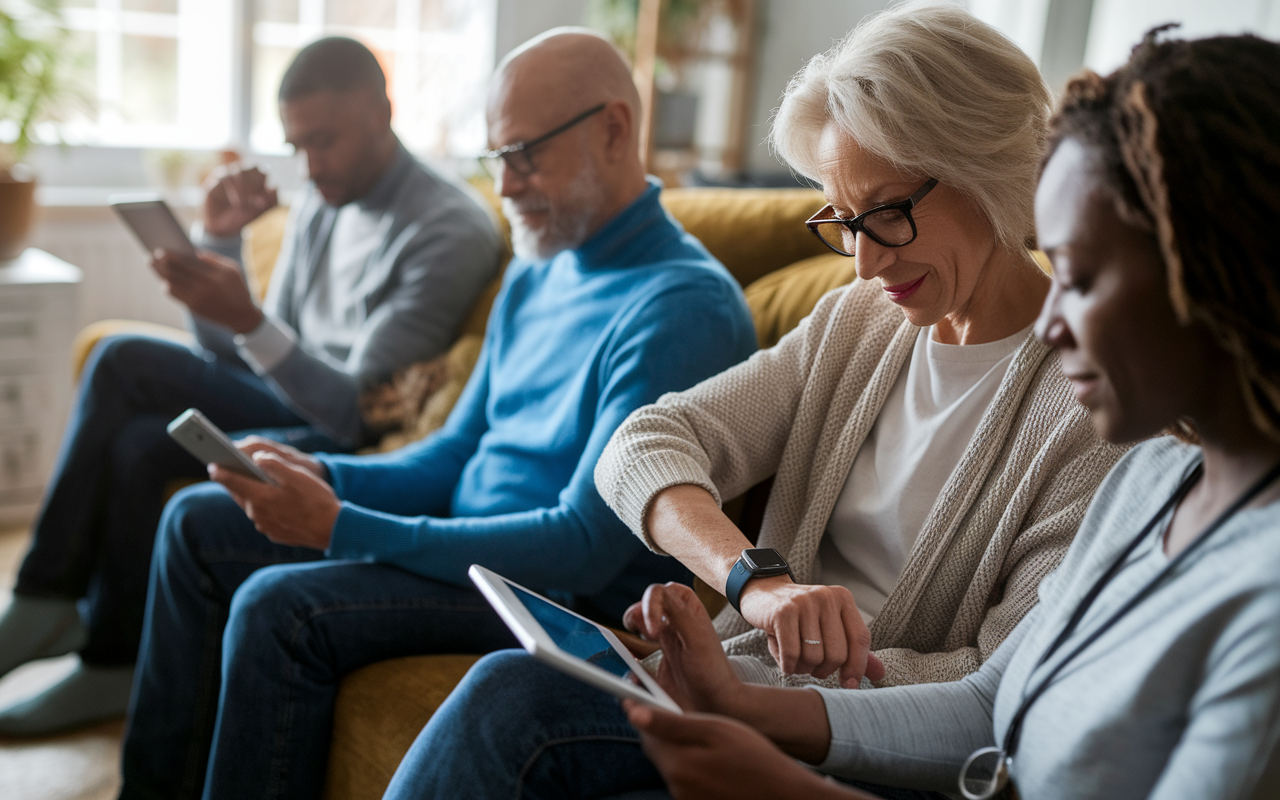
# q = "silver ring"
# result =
<box><xmin>803</xmin><ymin>639</ymin><xmax>821</xmax><ymax>645</ymax></box>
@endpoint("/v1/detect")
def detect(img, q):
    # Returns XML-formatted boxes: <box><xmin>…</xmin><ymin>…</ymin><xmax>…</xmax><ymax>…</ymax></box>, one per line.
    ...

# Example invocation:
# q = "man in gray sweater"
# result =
<box><xmin>0</xmin><ymin>37</ymin><xmax>501</xmax><ymax>735</ymax></box>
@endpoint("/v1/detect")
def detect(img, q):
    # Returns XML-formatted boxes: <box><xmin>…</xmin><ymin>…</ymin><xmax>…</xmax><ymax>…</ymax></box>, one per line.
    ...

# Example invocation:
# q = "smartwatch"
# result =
<box><xmin>725</xmin><ymin>548</ymin><xmax>792</xmax><ymax>614</ymax></box>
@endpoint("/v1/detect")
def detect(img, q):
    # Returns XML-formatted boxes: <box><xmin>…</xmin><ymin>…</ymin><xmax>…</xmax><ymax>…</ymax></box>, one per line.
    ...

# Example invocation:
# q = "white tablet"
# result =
<box><xmin>469</xmin><ymin>564</ymin><xmax>682</xmax><ymax>713</ymax></box>
<box><xmin>110</xmin><ymin>195</ymin><xmax>197</xmax><ymax>257</ymax></box>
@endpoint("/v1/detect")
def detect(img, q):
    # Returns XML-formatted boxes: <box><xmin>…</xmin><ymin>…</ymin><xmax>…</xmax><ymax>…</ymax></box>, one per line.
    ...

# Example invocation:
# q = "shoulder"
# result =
<box><xmin>614</xmin><ymin>258</ymin><xmax>752</xmax><ymax>337</ymax></box>
<box><xmin>1042</xmin><ymin>438</ymin><xmax>1199</xmax><ymax>595</ymax></box>
<box><xmin>395</xmin><ymin>158</ymin><xmax>500</xmax><ymax>239</ymax></box>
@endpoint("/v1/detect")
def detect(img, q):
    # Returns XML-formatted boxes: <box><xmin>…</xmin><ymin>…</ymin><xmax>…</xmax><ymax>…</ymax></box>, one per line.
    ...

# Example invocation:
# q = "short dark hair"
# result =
<box><xmin>278</xmin><ymin>37</ymin><xmax>387</xmax><ymax>103</ymax></box>
<box><xmin>1045</xmin><ymin>27</ymin><xmax>1280</xmax><ymax>440</ymax></box>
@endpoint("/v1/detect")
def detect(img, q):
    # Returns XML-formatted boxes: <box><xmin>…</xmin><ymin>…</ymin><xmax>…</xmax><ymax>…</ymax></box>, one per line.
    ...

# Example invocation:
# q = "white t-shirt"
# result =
<box><xmin>817</xmin><ymin>323</ymin><xmax>1032</xmax><ymax>624</ymax></box>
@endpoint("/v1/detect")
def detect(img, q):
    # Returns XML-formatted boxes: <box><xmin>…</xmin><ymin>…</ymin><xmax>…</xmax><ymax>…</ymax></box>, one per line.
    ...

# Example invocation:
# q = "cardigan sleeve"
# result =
<box><xmin>594</xmin><ymin>287</ymin><xmax>843</xmax><ymax>554</ymax></box>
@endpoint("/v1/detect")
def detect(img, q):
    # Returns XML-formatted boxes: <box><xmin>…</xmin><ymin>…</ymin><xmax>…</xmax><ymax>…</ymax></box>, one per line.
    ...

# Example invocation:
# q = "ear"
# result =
<box><xmin>599</xmin><ymin>99</ymin><xmax>635</xmax><ymax>164</ymax></box>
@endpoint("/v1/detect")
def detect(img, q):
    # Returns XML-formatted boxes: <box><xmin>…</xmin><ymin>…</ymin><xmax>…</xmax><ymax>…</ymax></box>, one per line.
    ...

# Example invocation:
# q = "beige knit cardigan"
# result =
<box><xmin>594</xmin><ymin>279</ymin><xmax>1127</xmax><ymax>687</ymax></box>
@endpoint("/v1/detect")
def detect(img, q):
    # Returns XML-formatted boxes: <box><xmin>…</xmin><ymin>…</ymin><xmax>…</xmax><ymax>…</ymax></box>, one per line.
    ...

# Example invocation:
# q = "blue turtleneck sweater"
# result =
<box><xmin>318</xmin><ymin>181</ymin><xmax>756</xmax><ymax>619</ymax></box>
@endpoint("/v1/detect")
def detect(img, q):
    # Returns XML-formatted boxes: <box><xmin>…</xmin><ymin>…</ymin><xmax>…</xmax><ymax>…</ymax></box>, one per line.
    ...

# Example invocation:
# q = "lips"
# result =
<box><xmin>1063</xmin><ymin>372</ymin><xmax>1101</xmax><ymax>404</ymax></box>
<box><xmin>882</xmin><ymin>274</ymin><xmax>926</xmax><ymax>303</ymax></box>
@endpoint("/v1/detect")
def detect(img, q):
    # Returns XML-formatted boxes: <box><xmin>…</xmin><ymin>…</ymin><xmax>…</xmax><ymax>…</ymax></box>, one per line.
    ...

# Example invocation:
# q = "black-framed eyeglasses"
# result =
<box><xmin>805</xmin><ymin>177</ymin><xmax>939</xmax><ymax>256</ymax></box>
<box><xmin>479</xmin><ymin>103</ymin><xmax>607</xmax><ymax>180</ymax></box>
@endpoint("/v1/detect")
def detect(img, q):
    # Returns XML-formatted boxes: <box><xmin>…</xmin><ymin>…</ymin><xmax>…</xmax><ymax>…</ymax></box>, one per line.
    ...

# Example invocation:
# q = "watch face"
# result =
<box><xmin>743</xmin><ymin>548</ymin><xmax>788</xmax><ymax>570</ymax></box>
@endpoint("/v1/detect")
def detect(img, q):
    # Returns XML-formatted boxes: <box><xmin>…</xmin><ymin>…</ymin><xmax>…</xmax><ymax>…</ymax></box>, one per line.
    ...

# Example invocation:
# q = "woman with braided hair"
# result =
<box><xmin>584</xmin><ymin>27</ymin><xmax>1280</xmax><ymax>800</ymax></box>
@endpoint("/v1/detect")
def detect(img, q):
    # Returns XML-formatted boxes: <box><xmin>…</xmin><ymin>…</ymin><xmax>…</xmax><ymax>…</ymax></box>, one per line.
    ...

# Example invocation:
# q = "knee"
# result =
<box><xmin>224</xmin><ymin>565</ymin><xmax>308</xmax><ymax>651</ymax></box>
<box><xmin>83</xmin><ymin>335</ymin><xmax>172</xmax><ymax>391</ymax></box>
<box><xmin>439</xmin><ymin>651</ymin><xmax>547</xmax><ymax>728</ymax></box>
<box><xmin>155</xmin><ymin>483</ymin><xmax>241</xmax><ymax>570</ymax></box>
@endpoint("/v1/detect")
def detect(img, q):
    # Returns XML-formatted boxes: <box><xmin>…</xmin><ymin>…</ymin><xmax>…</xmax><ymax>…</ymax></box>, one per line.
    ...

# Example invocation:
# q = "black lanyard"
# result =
<box><xmin>1002</xmin><ymin>456</ymin><xmax>1280</xmax><ymax>761</ymax></box>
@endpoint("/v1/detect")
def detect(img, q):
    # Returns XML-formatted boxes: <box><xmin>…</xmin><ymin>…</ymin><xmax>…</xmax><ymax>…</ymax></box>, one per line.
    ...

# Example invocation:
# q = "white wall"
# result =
<box><xmin>742</xmin><ymin>0</ymin><xmax>891</xmax><ymax>175</ymax></box>
<box><xmin>494</xmin><ymin>0</ymin><xmax>591</xmax><ymax>61</ymax></box>
<box><xmin>1085</xmin><ymin>0</ymin><xmax>1280</xmax><ymax>73</ymax></box>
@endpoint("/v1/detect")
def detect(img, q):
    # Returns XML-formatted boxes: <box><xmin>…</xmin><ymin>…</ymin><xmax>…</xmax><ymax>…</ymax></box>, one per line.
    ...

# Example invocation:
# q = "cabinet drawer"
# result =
<box><xmin>0</xmin><ymin>372</ymin><xmax>50</xmax><ymax>425</ymax></box>
<box><xmin>0</xmin><ymin>427</ymin><xmax>41</xmax><ymax>492</ymax></box>
<box><xmin>0</xmin><ymin>307</ymin><xmax>41</xmax><ymax>360</ymax></box>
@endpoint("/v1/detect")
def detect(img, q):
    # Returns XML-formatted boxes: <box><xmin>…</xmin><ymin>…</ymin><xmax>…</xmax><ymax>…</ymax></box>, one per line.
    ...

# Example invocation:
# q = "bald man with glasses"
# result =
<box><xmin>118</xmin><ymin>28</ymin><xmax>757</xmax><ymax>800</ymax></box>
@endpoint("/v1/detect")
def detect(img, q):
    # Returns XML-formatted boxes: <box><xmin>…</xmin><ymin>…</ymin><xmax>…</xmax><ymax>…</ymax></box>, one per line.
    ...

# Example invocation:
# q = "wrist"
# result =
<box><xmin>231</xmin><ymin>306</ymin><xmax>265</xmax><ymax>335</ymax></box>
<box><xmin>726</xmin><ymin>548</ymin><xmax>793</xmax><ymax>615</ymax></box>
<box><xmin>716</xmin><ymin>678</ymin><xmax>768</xmax><ymax>723</ymax></box>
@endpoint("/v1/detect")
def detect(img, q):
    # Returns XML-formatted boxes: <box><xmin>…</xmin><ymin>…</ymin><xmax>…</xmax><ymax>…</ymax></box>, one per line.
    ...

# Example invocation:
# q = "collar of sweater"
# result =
<box><xmin>569</xmin><ymin>177</ymin><xmax>676</xmax><ymax>272</ymax></box>
<box><xmin>351</xmin><ymin>138</ymin><xmax>414</xmax><ymax>212</ymax></box>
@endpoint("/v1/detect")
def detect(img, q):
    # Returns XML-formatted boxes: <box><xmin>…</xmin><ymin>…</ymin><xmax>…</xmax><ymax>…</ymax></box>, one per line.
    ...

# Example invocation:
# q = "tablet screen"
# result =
<box><xmin>510</xmin><ymin>584</ymin><xmax>647</xmax><ymax>691</ymax></box>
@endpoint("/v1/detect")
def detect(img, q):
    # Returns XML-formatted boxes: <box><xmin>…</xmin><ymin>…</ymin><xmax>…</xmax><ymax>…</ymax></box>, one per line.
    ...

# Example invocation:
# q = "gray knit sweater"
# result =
<box><xmin>814</xmin><ymin>437</ymin><xmax>1280</xmax><ymax>799</ymax></box>
<box><xmin>595</xmin><ymin>279</ymin><xmax>1127</xmax><ymax>687</ymax></box>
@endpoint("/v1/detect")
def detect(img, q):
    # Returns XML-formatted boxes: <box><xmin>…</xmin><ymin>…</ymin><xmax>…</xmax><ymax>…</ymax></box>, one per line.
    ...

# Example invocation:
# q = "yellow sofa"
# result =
<box><xmin>73</xmin><ymin>185</ymin><xmax>869</xmax><ymax>799</ymax></box>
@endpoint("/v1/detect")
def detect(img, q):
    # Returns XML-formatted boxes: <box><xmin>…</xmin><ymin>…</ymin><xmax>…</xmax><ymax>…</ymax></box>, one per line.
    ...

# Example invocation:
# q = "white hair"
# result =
<box><xmin>770</xmin><ymin>1</ymin><xmax>1051</xmax><ymax>250</ymax></box>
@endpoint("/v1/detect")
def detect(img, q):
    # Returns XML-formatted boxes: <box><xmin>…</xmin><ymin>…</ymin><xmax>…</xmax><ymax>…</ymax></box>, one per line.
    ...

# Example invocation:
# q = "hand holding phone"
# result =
<box><xmin>167</xmin><ymin>409</ymin><xmax>275</xmax><ymax>484</ymax></box>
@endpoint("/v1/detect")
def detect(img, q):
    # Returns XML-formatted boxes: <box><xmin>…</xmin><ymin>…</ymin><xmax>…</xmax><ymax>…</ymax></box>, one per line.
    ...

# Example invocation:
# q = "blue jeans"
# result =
<box><xmin>16</xmin><ymin>334</ymin><xmax>342</xmax><ymax>665</ymax></box>
<box><xmin>382</xmin><ymin>650</ymin><xmax>948</xmax><ymax>800</ymax></box>
<box><xmin>119</xmin><ymin>483</ymin><xmax>519</xmax><ymax>800</ymax></box>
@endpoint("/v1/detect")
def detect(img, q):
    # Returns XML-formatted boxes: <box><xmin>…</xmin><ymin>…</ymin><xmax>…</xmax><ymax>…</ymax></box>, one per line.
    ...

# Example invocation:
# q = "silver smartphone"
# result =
<box><xmin>167</xmin><ymin>408</ymin><xmax>275</xmax><ymax>484</ymax></box>
<box><xmin>110</xmin><ymin>195</ymin><xmax>197</xmax><ymax>257</ymax></box>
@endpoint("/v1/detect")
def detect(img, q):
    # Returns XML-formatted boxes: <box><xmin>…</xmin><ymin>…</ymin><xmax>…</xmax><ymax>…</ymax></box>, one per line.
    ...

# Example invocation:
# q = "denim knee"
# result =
<box><xmin>223</xmin><ymin>564</ymin><xmax>311</xmax><ymax>657</ymax></box>
<box><xmin>443</xmin><ymin>649</ymin><xmax>593</xmax><ymax>734</ymax></box>
<box><xmin>85</xmin><ymin>335</ymin><xmax>181</xmax><ymax>393</ymax></box>
<box><xmin>154</xmin><ymin>483</ymin><xmax>240</xmax><ymax>569</ymax></box>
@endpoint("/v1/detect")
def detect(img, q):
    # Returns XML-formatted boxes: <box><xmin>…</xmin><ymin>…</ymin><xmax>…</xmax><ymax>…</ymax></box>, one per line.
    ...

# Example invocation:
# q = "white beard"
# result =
<box><xmin>504</xmin><ymin>159</ymin><xmax>606</xmax><ymax>260</ymax></box>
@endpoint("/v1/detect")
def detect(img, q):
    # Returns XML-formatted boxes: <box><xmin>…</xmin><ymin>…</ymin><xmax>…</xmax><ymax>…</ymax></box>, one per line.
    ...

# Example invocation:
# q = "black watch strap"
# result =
<box><xmin>725</xmin><ymin>548</ymin><xmax>791</xmax><ymax>614</ymax></box>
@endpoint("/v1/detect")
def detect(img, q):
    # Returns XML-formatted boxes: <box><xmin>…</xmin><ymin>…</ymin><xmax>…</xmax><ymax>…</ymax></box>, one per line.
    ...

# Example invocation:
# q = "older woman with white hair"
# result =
<box><xmin>378</xmin><ymin>4</ymin><xmax>1123</xmax><ymax>799</ymax></box>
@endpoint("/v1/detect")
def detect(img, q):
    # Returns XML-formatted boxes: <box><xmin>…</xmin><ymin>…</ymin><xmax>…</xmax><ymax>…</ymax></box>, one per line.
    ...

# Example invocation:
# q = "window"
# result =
<box><xmin>249</xmin><ymin>0</ymin><xmax>496</xmax><ymax>155</ymax></box>
<box><xmin>35</xmin><ymin>0</ymin><xmax>496</xmax><ymax>158</ymax></box>
<box><xmin>59</xmin><ymin>0</ymin><xmax>236</xmax><ymax>148</ymax></box>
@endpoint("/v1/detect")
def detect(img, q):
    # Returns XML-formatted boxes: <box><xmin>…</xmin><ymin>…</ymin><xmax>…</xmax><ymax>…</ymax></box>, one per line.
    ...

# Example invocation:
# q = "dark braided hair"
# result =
<box><xmin>1044</xmin><ymin>26</ymin><xmax>1280</xmax><ymax>441</ymax></box>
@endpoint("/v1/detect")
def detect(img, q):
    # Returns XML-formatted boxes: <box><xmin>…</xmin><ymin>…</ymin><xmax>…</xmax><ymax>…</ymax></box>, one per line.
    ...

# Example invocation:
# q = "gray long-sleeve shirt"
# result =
<box><xmin>814</xmin><ymin>437</ymin><xmax>1280</xmax><ymax>799</ymax></box>
<box><xmin>192</xmin><ymin>141</ymin><xmax>503</xmax><ymax>448</ymax></box>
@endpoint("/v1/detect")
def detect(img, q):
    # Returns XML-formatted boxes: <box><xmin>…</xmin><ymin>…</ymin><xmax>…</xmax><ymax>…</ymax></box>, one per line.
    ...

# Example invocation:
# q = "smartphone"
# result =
<box><xmin>110</xmin><ymin>195</ymin><xmax>197</xmax><ymax>257</ymax></box>
<box><xmin>167</xmin><ymin>408</ymin><xmax>275</xmax><ymax>484</ymax></box>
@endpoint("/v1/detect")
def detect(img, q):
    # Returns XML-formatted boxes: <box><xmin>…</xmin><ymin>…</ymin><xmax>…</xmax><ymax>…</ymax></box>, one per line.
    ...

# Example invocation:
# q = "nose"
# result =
<box><xmin>854</xmin><ymin>232</ymin><xmax>896</xmax><ymax>281</ymax></box>
<box><xmin>495</xmin><ymin>162</ymin><xmax>527</xmax><ymax>198</ymax></box>
<box><xmin>299</xmin><ymin>148</ymin><xmax>324</xmax><ymax>182</ymax></box>
<box><xmin>1034</xmin><ymin>281</ymin><xmax>1073</xmax><ymax>349</ymax></box>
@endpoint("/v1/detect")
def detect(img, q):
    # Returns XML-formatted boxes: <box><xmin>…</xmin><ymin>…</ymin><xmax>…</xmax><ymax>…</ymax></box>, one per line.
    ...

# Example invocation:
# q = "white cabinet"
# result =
<box><xmin>0</xmin><ymin>249</ymin><xmax>81</xmax><ymax>526</ymax></box>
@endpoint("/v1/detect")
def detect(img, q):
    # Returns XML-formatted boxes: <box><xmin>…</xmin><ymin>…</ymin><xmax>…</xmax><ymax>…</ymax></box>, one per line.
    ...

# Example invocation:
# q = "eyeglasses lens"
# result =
<box><xmin>480</xmin><ymin>152</ymin><xmax>534</xmax><ymax>182</ymax></box>
<box><xmin>864</xmin><ymin>208</ymin><xmax>914</xmax><ymax>246</ymax></box>
<box><xmin>813</xmin><ymin>222</ymin><xmax>856</xmax><ymax>256</ymax></box>
<box><xmin>480</xmin><ymin>157</ymin><xmax>503</xmax><ymax>182</ymax></box>
<box><xmin>958</xmin><ymin>748</ymin><xmax>1007</xmax><ymax>800</ymax></box>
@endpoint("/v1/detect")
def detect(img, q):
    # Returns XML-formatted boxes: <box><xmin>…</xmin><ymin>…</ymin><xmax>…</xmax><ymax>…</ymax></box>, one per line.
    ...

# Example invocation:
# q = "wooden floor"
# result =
<box><xmin>0</xmin><ymin>526</ymin><xmax>123</xmax><ymax>800</ymax></box>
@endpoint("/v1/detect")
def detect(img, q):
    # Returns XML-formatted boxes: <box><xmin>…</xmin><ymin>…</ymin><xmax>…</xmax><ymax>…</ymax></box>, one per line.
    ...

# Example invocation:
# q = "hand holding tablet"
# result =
<box><xmin>469</xmin><ymin>565</ymin><xmax>682</xmax><ymax>713</ymax></box>
<box><xmin>111</xmin><ymin>195</ymin><xmax>197</xmax><ymax>258</ymax></box>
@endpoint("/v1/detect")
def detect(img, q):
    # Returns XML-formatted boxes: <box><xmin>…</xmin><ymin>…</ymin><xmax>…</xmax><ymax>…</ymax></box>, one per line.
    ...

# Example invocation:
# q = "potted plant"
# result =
<box><xmin>0</xmin><ymin>0</ymin><xmax>70</xmax><ymax>260</ymax></box>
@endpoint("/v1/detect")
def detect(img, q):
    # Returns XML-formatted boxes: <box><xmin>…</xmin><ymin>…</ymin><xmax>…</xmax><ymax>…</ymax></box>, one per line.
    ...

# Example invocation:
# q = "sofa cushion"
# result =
<box><xmin>660</xmin><ymin>187</ymin><xmax>828</xmax><ymax>288</ymax></box>
<box><xmin>322</xmin><ymin>655</ymin><xmax>483</xmax><ymax>800</ymax></box>
<box><xmin>743</xmin><ymin>252</ymin><xmax>858</xmax><ymax>349</ymax></box>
